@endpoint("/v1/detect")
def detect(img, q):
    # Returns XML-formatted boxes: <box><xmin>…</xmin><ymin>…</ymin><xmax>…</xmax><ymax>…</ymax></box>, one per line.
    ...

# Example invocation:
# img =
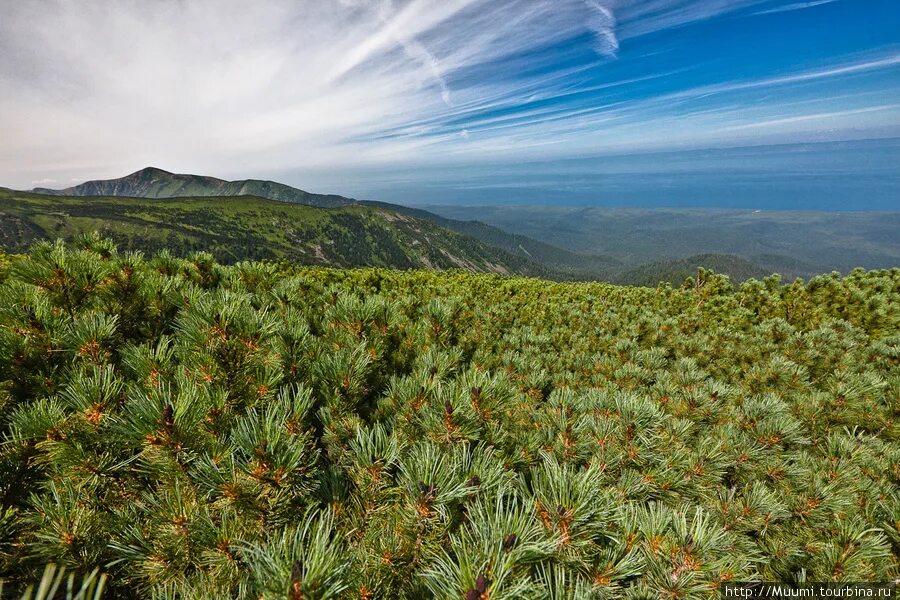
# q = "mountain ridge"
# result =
<box><xmin>360</xmin><ymin>200</ymin><xmax>621</xmax><ymax>278</ymax></box>
<box><xmin>24</xmin><ymin>167</ymin><xmax>891</xmax><ymax>284</ymax></box>
<box><xmin>28</xmin><ymin>167</ymin><xmax>616</xmax><ymax>278</ymax></box>
<box><xmin>32</xmin><ymin>167</ymin><xmax>356</xmax><ymax>208</ymax></box>
<box><xmin>0</xmin><ymin>187</ymin><xmax>562</xmax><ymax>277</ymax></box>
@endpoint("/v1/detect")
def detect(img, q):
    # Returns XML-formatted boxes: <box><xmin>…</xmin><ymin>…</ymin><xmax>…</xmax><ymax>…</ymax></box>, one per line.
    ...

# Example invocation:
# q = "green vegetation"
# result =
<box><xmin>5</xmin><ymin>186</ymin><xmax>850</xmax><ymax>287</ymax></box>
<box><xmin>25</xmin><ymin>167</ymin><xmax>623</xmax><ymax>280</ymax></box>
<box><xmin>1</xmin><ymin>565</ymin><xmax>106</xmax><ymax>600</ymax></box>
<box><xmin>0</xmin><ymin>188</ymin><xmax>548</xmax><ymax>276</ymax></box>
<box><xmin>361</xmin><ymin>201</ymin><xmax>621</xmax><ymax>280</ymax></box>
<box><xmin>613</xmin><ymin>254</ymin><xmax>770</xmax><ymax>288</ymax></box>
<box><xmin>0</xmin><ymin>235</ymin><xmax>898</xmax><ymax>598</ymax></box>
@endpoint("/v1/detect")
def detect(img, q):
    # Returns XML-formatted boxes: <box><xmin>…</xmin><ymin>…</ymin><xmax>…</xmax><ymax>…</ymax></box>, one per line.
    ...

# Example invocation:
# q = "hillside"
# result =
<box><xmin>0</xmin><ymin>238</ymin><xmax>897</xmax><ymax>595</ymax></box>
<box><xmin>427</xmin><ymin>205</ymin><xmax>900</xmax><ymax>279</ymax></box>
<box><xmin>0</xmin><ymin>188</ymin><xmax>551</xmax><ymax>276</ymax></box>
<box><xmin>614</xmin><ymin>253</ymin><xmax>771</xmax><ymax>287</ymax></box>
<box><xmin>362</xmin><ymin>200</ymin><xmax>620</xmax><ymax>278</ymax></box>
<box><xmin>30</xmin><ymin>168</ymin><xmax>622</xmax><ymax>279</ymax></box>
<box><xmin>29</xmin><ymin>168</ymin><xmax>865</xmax><ymax>283</ymax></box>
<box><xmin>32</xmin><ymin>167</ymin><xmax>355</xmax><ymax>208</ymax></box>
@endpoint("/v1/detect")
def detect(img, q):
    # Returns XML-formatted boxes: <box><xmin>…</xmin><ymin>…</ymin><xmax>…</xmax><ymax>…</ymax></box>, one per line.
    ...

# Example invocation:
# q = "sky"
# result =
<box><xmin>1</xmin><ymin>0</ymin><xmax>899</xmax><ymax>209</ymax></box>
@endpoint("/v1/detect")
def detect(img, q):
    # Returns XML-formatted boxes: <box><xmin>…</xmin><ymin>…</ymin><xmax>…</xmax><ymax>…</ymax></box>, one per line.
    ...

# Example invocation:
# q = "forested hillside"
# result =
<box><xmin>3</xmin><ymin>186</ymin><xmax>839</xmax><ymax>287</ymax></box>
<box><xmin>613</xmin><ymin>254</ymin><xmax>771</xmax><ymax>287</ymax></box>
<box><xmin>0</xmin><ymin>236</ymin><xmax>897</xmax><ymax>597</ymax></box>
<box><xmin>26</xmin><ymin>168</ymin><xmax>621</xmax><ymax>280</ymax></box>
<box><xmin>361</xmin><ymin>201</ymin><xmax>620</xmax><ymax>279</ymax></box>
<box><xmin>0</xmin><ymin>188</ymin><xmax>550</xmax><ymax>277</ymax></box>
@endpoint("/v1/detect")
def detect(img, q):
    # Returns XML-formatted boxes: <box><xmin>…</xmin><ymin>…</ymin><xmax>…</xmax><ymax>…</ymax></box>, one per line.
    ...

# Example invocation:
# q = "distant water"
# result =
<box><xmin>293</xmin><ymin>137</ymin><xmax>900</xmax><ymax>211</ymax></box>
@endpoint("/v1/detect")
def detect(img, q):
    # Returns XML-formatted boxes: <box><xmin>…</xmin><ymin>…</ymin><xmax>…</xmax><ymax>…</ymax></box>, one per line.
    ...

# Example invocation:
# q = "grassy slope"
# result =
<box><xmin>426</xmin><ymin>205</ymin><xmax>900</xmax><ymax>279</ymax></box>
<box><xmin>0</xmin><ymin>189</ymin><xmax>553</xmax><ymax>276</ymax></box>
<box><xmin>25</xmin><ymin>168</ymin><xmax>899</xmax><ymax>282</ymax></box>
<box><xmin>25</xmin><ymin>169</ymin><xmax>795</xmax><ymax>282</ymax></box>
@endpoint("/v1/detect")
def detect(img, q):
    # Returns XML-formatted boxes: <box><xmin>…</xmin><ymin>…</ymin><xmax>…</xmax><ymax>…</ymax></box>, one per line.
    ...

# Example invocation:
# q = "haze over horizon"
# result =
<box><xmin>2</xmin><ymin>0</ymin><xmax>899</xmax><ymax>209</ymax></box>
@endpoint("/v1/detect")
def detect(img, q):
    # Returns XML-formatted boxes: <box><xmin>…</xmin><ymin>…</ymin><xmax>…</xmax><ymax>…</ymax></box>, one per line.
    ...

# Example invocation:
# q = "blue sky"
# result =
<box><xmin>1</xmin><ymin>0</ymin><xmax>898</xmax><ymax>209</ymax></box>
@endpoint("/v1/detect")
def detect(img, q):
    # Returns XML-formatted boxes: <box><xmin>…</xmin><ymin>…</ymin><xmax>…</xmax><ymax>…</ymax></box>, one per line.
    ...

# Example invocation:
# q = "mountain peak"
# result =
<box><xmin>29</xmin><ymin>168</ymin><xmax>355</xmax><ymax>208</ymax></box>
<box><xmin>129</xmin><ymin>166</ymin><xmax>174</xmax><ymax>177</ymax></box>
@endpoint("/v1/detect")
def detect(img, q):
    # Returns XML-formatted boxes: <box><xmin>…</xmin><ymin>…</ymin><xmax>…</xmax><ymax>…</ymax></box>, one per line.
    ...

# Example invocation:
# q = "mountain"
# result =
<box><xmin>29</xmin><ymin>168</ymin><xmax>617</xmax><ymax>279</ymax></box>
<box><xmin>425</xmin><ymin>204</ymin><xmax>900</xmax><ymax>279</ymax></box>
<box><xmin>32</xmin><ymin>167</ymin><xmax>355</xmax><ymax>208</ymax></box>
<box><xmin>26</xmin><ymin>167</ymin><xmax>897</xmax><ymax>283</ymax></box>
<box><xmin>0</xmin><ymin>188</ymin><xmax>555</xmax><ymax>276</ymax></box>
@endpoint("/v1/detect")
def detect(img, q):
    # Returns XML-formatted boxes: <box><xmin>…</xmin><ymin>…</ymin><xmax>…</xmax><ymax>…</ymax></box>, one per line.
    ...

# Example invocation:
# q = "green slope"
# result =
<box><xmin>30</xmin><ymin>168</ymin><xmax>614</xmax><ymax>278</ymax></box>
<box><xmin>29</xmin><ymin>168</ymin><xmax>887</xmax><ymax>283</ymax></box>
<box><xmin>0</xmin><ymin>188</ymin><xmax>554</xmax><ymax>276</ymax></box>
<box><xmin>614</xmin><ymin>253</ymin><xmax>771</xmax><ymax>286</ymax></box>
<box><xmin>361</xmin><ymin>200</ymin><xmax>620</xmax><ymax>278</ymax></box>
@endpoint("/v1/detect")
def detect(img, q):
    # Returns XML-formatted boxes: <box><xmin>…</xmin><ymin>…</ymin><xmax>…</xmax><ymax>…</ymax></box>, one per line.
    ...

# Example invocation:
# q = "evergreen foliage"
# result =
<box><xmin>0</xmin><ymin>237</ymin><xmax>897</xmax><ymax>598</ymax></box>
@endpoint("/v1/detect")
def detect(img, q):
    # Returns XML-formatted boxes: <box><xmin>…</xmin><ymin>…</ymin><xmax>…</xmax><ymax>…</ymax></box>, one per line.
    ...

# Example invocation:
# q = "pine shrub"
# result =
<box><xmin>0</xmin><ymin>237</ymin><xmax>897</xmax><ymax>597</ymax></box>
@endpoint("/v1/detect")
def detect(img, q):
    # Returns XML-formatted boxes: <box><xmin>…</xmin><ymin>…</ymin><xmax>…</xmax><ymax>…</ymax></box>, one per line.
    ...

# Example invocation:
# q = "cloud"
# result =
<box><xmin>583</xmin><ymin>1</ymin><xmax>619</xmax><ymax>58</ymax></box>
<box><xmin>333</xmin><ymin>0</ymin><xmax>474</xmax><ymax>107</ymax></box>
<box><xmin>0</xmin><ymin>0</ymin><xmax>610</xmax><ymax>185</ymax></box>
<box><xmin>754</xmin><ymin>0</ymin><xmax>841</xmax><ymax>16</ymax></box>
<box><xmin>0</xmin><ymin>0</ymin><xmax>896</xmax><ymax>191</ymax></box>
<box><xmin>657</xmin><ymin>53</ymin><xmax>900</xmax><ymax>102</ymax></box>
<box><xmin>611</xmin><ymin>0</ymin><xmax>768</xmax><ymax>39</ymax></box>
<box><xmin>719</xmin><ymin>104</ymin><xmax>900</xmax><ymax>131</ymax></box>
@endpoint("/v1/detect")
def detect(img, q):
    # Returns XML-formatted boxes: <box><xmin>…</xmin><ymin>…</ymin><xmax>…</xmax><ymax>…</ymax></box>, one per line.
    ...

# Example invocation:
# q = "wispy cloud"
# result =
<box><xmin>719</xmin><ymin>104</ymin><xmax>900</xmax><ymax>131</ymax></box>
<box><xmin>0</xmin><ymin>0</ymin><xmax>897</xmax><ymax>192</ymax></box>
<box><xmin>0</xmin><ymin>0</ymin><xmax>610</xmax><ymax>182</ymax></box>
<box><xmin>657</xmin><ymin>53</ymin><xmax>900</xmax><ymax>102</ymax></box>
<box><xmin>754</xmin><ymin>0</ymin><xmax>841</xmax><ymax>16</ymax></box>
<box><xmin>583</xmin><ymin>1</ymin><xmax>619</xmax><ymax>57</ymax></box>
<box><xmin>612</xmin><ymin>0</ymin><xmax>768</xmax><ymax>39</ymax></box>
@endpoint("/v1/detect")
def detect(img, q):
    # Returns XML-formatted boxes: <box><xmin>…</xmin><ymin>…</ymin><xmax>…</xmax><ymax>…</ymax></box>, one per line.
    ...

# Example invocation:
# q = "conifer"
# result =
<box><xmin>0</xmin><ymin>238</ymin><xmax>896</xmax><ymax>596</ymax></box>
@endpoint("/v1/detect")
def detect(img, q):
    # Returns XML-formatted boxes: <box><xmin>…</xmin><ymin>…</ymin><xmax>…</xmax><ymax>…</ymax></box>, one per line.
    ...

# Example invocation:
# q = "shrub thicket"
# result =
<box><xmin>0</xmin><ymin>235</ymin><xmax>897</xmax><ymax>598</ymax></box>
